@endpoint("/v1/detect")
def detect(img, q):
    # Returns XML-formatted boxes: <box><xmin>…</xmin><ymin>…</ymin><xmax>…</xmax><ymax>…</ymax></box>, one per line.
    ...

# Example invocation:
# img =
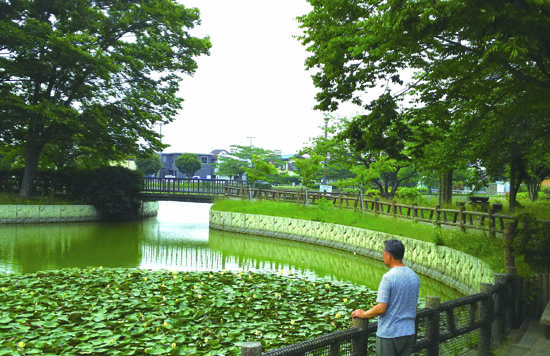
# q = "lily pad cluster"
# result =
<box><xmin>0</xmin><ymin>268</ymin><xmax>377</xmax><ymax>355</ymax></box>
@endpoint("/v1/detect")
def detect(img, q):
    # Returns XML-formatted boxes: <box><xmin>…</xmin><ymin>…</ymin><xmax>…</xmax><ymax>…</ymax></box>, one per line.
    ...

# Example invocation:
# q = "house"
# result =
<box><xmin>277</xmin><ymin>154</ymin><xmax>301</xmax><ymax>176</ymax></box>
<box><xmin>159</xmin><ymin>150</ymin><xmax>228</xmax><ymax>178</ymax></box>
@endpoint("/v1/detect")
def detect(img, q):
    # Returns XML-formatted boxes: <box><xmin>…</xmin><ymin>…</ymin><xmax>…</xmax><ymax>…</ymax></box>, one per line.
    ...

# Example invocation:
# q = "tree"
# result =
<box><xmin>136</xmin><ymin>154</ymin><xmax>162</xmax><ymax>176</ymax></box>
<box><xmin>214</xmin><ymin>145</ymin><xmax>282</xmax><ymax>180</ymax></box>
<box><xmin>302</xmin><ymin>114</ymin><xmax>417</xmax><ymax>198</ymax></box>
<box><xmin>0</xmin><ymin>0</ymin><xmax>211</xmax><ymax>197</ymax></box>
<box><xmin>294</xmin><ymin>155</ymin><xmax>322</xmax><ymax>189</ymax></box>
<box><xmin>175</xmin><ymin>153</ymin><xmax>201</xmax><ymax>177</ymax></box>
<box><xmin>245</xmin><ymin>155</ymin><xmax>277</xmax><ymax>185</ymax></box>
<box><xmin>298</xmin><ymin>0</ymin><xmax>550</xmax><ymax>211</ymax></box>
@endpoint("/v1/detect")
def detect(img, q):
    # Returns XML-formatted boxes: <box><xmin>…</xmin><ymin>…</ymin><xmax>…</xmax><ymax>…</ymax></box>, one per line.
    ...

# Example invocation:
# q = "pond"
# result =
<box><xmin>0</xmin><ymin>201</ymin><xmax>462</xmax><ymax>300</ymax></box>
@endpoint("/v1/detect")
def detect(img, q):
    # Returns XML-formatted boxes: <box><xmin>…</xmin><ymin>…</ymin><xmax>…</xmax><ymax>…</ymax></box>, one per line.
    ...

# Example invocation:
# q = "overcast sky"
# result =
<box><xmin>161</xmin><ymin>0</ymin><xmax>361</xmax><ymax>155</ymax></box>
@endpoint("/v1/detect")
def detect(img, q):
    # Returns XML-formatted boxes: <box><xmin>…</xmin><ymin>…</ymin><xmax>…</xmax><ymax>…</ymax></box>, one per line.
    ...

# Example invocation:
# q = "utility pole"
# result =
<box><xmin>247</xmin><ymin>136</ymin><xmax>255</xmax><ymax>147</ymax></box>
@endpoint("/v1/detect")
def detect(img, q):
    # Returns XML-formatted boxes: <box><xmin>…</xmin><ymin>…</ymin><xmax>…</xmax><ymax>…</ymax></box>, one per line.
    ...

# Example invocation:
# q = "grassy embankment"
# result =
<box><xmin>212</xmin><ymin>198</ymin><xmax>533</xmax><ymax>276</ymax></box>
<box><xmin>0</xmin><ymin>192</ymin><xmax>75</xmax><ymax>205</ymax></box>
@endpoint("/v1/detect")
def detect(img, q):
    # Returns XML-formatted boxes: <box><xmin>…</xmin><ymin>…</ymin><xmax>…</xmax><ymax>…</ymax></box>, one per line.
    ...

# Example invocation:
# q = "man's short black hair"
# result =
<box><xmin>384</xmin><ymin>239</ymin><xmax>405</xmax><ymax>260</ymax></box>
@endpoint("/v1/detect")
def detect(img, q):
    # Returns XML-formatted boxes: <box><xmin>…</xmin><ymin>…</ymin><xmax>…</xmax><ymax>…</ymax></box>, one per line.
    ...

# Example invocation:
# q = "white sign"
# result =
<box><xmin>319</xmin><ymin>184</ymin><xmax>332</xmax><ymax>193</ymax></box>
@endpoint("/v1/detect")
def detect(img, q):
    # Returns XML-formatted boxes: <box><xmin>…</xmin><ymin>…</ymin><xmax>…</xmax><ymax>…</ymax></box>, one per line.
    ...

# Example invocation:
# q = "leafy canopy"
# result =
<box><xmin>214</xmin><ymin>145</ymin><xmax>282</xmax><ymax>180</ymax></box>
<box><xmin>0</xmin><ymin>0</ymin><xmax>211</xmax><ymax>196</ymax></box>
<box><xmin>136</xmin><ymin>153</ymin><xmax>162</xmax><ymax>176</ymax></box>
<box><xmin>175</xmin><ymin>153</ymin><xmax>202</xmax><ymax>177</ymax></box>
<box><xmin>298</xmin><ymin>0</ymin><xmax>550</xmax><ymax>208</ymax></box>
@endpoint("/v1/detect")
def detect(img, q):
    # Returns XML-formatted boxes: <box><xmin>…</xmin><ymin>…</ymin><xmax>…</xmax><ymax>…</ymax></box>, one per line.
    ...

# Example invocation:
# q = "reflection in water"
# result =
<box><xmin>208</xmin><ymin>230</ymin><xmax>461</xmax><ymax>301</ymax></box>
<box><xmin>0</xmin><ymin>222</ymin><xmax>143</xmax><ymax>273</ymax></box>
<box><xmin>0</xmin><ymin>202</ymin><xmax>462</xmax><ymax>300</ymax></box>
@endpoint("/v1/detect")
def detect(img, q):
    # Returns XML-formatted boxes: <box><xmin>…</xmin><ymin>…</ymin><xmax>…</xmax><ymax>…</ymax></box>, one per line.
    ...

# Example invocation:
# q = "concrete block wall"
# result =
<box><xmin>0</xmin><ymin>201</ymin><xmax>158</xmax><ymax>223</ymax></box>
<box><xmin>209</xmin><ymin>210</ymin><xmax>494</xmax><ymax>295</ymax></box>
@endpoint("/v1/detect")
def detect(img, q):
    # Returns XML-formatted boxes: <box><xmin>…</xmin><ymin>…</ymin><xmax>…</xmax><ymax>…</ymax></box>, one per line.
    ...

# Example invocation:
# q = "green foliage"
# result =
<box><xmin>82</xmin><ymin>167</ymin><xmax>143</xmax><ymax>220</ymax></box>
<box><xmin>514</xmin><ymin>214</ymin><xmax>550</xmax><ymax>273</ymax></box>
<box><xmin>298</xmin><ymin>0</ymin><xmax>550</xmax><ymax>212</ymax></box>
<box><xmin>0</xmin><ymin>167</ymin><xmax>143</xmax><ymax>218</ymax></box>
<box><xmin>294</xmin><ymin>155</ymin><xmax>323</xmax><ymax>188</ymax></box>
<box><xmin>136</xmin><ymin>154</ymin><xmax>162</xmax><ymax>176</ymax></box>
<box><xmin>395</xmin><ymin>187</ymin><xmax>421</xmax><ymax>202</ymax></box>
<box><xmin>417</xmin><ymin>187</ymin><xmax>428</xmax><ymax>194</ymax></box>
<box><xmin>431</xmin><ymin>226</ymin><xmax>443</xmax><ymax>246</ymax></box>
<box><xmin>0</xmin><ymin>268</ymin><xmax>377</xmax><ymax>355</ymax></box>
<box><xmin>0</xmin><ymin>0</ymin><xmax>210</xmax><ymax>197</ymax></box>
<box><xmin>245</xmin><ymin>155</ymin><xmax>277</xmax><ymax>184</ymax></box>
<box><xmin>268</xmin><ymin>173</ymin><xmax>301</xmax><ymax>186</ymax></box>
<box><xmin>214</xmin><ymin>145</ymin><xmax>281</xmax><ymax>180</ymax></box>
<box><xmin>175</xmin><ymin>153</ymin><xmax>202</xmax><ymax>177</ymax></box>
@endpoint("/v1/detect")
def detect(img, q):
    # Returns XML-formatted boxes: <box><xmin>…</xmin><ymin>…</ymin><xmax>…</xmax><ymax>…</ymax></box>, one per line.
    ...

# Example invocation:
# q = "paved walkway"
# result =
<box><xmin>495</xmin><ymin>319</ymin><xmax>550</xmax><ymax>356</ymax></box>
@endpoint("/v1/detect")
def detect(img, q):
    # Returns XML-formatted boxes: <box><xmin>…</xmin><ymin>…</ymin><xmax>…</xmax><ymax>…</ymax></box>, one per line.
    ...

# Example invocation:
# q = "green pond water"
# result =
<box><xmin>0</xmin><ymin>201</ymin><xmax>462</xmax><ymax>300</ymax></box>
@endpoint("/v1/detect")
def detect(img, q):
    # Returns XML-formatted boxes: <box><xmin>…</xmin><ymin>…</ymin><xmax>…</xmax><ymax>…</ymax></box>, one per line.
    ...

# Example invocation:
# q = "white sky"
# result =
<box><xmin>161</xmin><ymin>0</ymin><xmax>363</xmax><ymax>155</ymax></box>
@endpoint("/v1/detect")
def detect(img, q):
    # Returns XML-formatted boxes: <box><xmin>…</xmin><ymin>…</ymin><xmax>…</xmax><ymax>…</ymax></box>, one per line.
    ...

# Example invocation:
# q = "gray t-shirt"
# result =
<box><xmin>376</xmin><ymin>266</ymin><xmax>420</xmax><ymax>338</ymax></box>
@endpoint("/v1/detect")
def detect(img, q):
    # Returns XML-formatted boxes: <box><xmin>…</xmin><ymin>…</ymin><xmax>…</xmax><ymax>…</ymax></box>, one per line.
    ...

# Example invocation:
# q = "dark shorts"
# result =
<box><xmin>376</xmin><ymin>335</ymin><xmax>415</xmax><ymax>356</ymax></box>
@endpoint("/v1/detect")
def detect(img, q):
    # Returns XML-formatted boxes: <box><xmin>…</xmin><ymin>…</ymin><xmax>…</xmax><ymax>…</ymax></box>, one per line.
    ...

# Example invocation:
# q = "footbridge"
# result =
<box><xmin>140</xmin><ymin>177</ymin><xmax>246</xmax><ymax>203</ymax></box>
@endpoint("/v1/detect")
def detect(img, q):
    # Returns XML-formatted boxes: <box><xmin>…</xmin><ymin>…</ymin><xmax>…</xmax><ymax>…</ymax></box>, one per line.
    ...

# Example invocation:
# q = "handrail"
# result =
<box><xmin>256</xmin><ymin>273</ymin><xmax>520</xmax><ymax>356</ymax></box>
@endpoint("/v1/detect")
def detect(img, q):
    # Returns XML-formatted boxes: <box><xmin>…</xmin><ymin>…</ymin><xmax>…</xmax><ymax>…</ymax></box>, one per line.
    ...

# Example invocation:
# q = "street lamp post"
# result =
<box><xmin>323</xmin><ymin>114</ymin><xmax>330</xmax><ymax>185</ymax></box>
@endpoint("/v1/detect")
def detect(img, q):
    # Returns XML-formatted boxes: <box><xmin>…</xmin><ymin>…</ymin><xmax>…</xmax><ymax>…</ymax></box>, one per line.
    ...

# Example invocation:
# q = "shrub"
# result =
<box><xmin>396</xmin><ymin>187</ymin><xmax>420</xmax><ymax>201</ymax></box>
<box><xmin>82</xmin><ymin>166</ymin><xmax>143</xmax><ymax>220</ymax></box>
<box><xmin>514</xmin><ymin>214</ymin><xmax>550</xmax><ymax>273</ymax></box>
<box><xmin>417</xmin><ymin>187</ymin><xmax>429</xmax><ymax>194</ymax></box>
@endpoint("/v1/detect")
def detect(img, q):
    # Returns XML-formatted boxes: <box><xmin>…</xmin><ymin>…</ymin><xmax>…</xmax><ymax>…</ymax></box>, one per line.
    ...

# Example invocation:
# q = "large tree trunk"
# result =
<box><xmin>509</xmin><ymin>158</ymin><xmax>524</xmax><ymax>213</ymax></box>
<box><xmin>439</xmin><ymin>170</ymin><xmax>453</xmax><ymax>206</ymax></box>
<box><xmin>19</xmin><ymin>143</ymin><xmax>43</xmax><ymax>198</ymax></box>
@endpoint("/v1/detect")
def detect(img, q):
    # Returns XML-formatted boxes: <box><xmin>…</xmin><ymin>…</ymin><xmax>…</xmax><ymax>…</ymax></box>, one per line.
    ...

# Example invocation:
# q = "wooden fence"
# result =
<box><xmin>224</xmin><ymin>186</ymin><xmax>516</xmax><ymax>236</ymax></box>
<box><xmin>239</xmin><ymin>270</ymin><xmax>533</xmax><ymax>356</ymax></box>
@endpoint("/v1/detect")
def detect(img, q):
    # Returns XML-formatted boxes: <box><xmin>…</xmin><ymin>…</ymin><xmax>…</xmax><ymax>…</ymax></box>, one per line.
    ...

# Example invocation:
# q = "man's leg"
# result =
<box><xmin>375</xmin><ymin>337</ymin><xmax>395</xmax><ymax>356</ymax></box>
<box><xmin>376</xmin><ymin>335</ymin><xmax>415</xmax><ymax>356</ymax></box>
<box><xmin>395</xmin><ymin>335</ymin><xmax>415</xmax><ymax>356</ymax></box>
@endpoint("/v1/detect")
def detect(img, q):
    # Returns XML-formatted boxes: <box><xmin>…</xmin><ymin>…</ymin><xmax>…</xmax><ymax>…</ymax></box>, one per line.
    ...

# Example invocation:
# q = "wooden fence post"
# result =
<box><xmin>504</xmin><ymin>222</ymin><xmax>517</xmax><ymax>269</ymax></box>
<box><xmin>435</xmin><ymin>204</ymin><xmax>441</xmax><ymax>227</ymax></box>
<box><xmin>506</xmin><ymin>266</ymin><xmax>522</xmax><ymax>329</ymax></box>
<box><xmin>487</xmin><ymin>209</ymin><xmax>495</xmax><ymax>237</ymax></box>
<box><xmin>494</xmin><ymin>274</ymin><xmax>507</xmax><ymax>344</ymax></box>
<box><xmin>425</xmin><ymin>296</ymin><xmax>440</xmax><ymax>356</ymax></box>
<box><xmin>392</xmin><ymin>200</ymin><xmax>397</xmax><ymax>218</ymax></box>
<box><xmin>241</xmin><ymin>342</ymin><xmax>262</xmax><ymax>356</ymax></box>
<box><xmin>459</xmin><ymin>206</ymin><xmax>465</xmax><ymax>232</ymax></box>
<box><xmin>412</xmin><ymin>203</ymin><xmax>418</xmax><ymax>221</ymax></box>
<box><xmin>375</xmin><ymin>198</ymin><xmax>380</xmax><ymax>216</ymax></box>
<box><xmin>479</xmin><ymin>283</ymin><xmax>493</xmax><ymax>356</ymax></box>
<box><xmin>352</xmin><ymin>317</ymin><xmax>369</xmax><ymax>356</ymax></box>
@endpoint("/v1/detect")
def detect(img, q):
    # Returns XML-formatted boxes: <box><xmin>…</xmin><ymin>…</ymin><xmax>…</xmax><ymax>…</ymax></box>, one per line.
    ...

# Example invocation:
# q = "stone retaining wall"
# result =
<box><xmin>0</xmin><ymin>201</ymin><xmax>159</xmax><ymax>223</ymax></box>
<box><xmin>209</xmin><ymin>210</ymin><xmax>494</xmax><ymax>295</ymax></box>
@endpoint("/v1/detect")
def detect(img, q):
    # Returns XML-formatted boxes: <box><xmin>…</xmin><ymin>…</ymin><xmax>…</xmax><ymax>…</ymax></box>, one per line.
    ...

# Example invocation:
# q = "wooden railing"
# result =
<box><xmin>224</xmin><ymin>186</ymin><xmax>517</xmax><ymax>235</ymax></box>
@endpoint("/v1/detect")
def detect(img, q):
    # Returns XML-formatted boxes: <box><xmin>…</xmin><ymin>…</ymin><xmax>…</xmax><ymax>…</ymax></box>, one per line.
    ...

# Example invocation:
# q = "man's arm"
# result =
<box><xmin>351</xmin><ymin>303</ymin><xmax>387</xmax><ymax>319</ymax></box>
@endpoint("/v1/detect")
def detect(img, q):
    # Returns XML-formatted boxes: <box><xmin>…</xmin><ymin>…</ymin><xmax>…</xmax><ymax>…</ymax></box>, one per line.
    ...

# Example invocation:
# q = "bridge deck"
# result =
<box><xmin>141</xmin><ymin>177</ymin><xmax>246</xmax><ymax>202</ymax></box>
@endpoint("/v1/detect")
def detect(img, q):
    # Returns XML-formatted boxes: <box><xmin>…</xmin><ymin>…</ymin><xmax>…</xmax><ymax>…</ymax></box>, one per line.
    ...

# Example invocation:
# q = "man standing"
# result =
<box><xmin>352</xmin><ymin>239</ymin><xmax>420</xmax><ymax>356</ymax></box>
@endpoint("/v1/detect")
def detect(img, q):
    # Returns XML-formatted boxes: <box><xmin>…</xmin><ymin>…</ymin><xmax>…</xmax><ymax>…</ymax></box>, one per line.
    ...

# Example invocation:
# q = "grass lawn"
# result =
<box><xmin>0</xmin><ymin>192</ymin><xmax>76</xmax><ymax>205</ymax></box>
<box><xmin>212</xmin><ymin>199</ymin><xmax>533</xmax><ymax>277</ymax></box>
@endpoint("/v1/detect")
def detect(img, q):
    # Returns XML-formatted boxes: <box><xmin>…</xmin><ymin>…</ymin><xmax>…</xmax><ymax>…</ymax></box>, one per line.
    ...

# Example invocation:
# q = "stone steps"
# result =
<box><xmin>495</xmin><ymin>319</ymin><xmax>550</xmax><ymax>356</ymax></box>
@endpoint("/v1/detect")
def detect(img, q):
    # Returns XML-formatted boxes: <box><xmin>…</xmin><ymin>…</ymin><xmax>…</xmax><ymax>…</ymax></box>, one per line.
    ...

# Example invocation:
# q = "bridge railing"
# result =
<box><xmin>142</xmin><ymin>177</ymin><xmax>246</xmax><ymax>196</ymax></box>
